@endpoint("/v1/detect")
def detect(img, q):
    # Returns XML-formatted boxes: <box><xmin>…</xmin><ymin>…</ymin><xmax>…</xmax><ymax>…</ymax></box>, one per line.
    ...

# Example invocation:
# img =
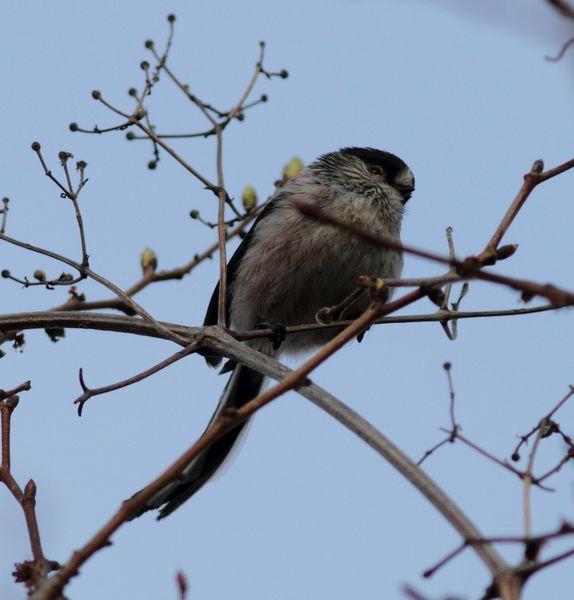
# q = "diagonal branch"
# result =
<box><xmin>546</xmin><ymin>0</ymin><xmax>574</xmax><ymax>20</ymax></box>
<box><xmin>294</xmin><ymin>200</ymin><xmax>574</xmax><ymax>307</ymax></box>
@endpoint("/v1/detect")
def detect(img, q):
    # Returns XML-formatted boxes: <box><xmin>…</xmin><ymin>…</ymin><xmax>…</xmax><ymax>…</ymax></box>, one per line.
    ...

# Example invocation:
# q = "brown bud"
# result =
<box><xmin>24</xmin><ymin>479</ymin><xmax>37</xmax><ymax>498</ymax></box>
<box><xmin>425</xmin><ymin>286</ymin><xmax>446</xmax><ymax>307</ymax></box>
<box><xmin>45</xmin><ymin>328</ymin><xmax>65</xmax><ymax>343</ymax></box>
<box><xmin>31</xmin><ymin>141</ymin><xmax>41</xmax><ymax>151</ymax></box>
<box><xmin>521</xmin><ymin>291</ymin><xmax>535</xmax><ymax>303</ymax></box>
<box><xmin>356</xmin><ymin>275</ymin><xmax>375</xmax><ymax>288</ymax></box>
<box><xmin>33</xmin><ymin>269</ymin><xmax>46</xmax><ymax>282</ymax></box>
<box><xmin>69</xmin><ymin>122</ymin><xmax>78</xmax><ymax>132</ymax></box>
<box><xmin>91</xmin><ymin>90</ymin><xmax>101</xmax><ymax>100</ymax></box>
<box><xmin>176</xmin><ymin>571</ymin><xmax>187</xmax><ymax>596</ymax></box>
<box><xmin>495</xmin><ymin>244</ymin><xmax>518</xmax><ymax>261</ymax></box>
<box><xmin>539</xmin><ymin>417</ymin><xmax>557</xmax><ymax>438</ymax></box>
<box><xmin>315</xmin><ymin>306</ymin><xmax>334</xmax><ymax>325</ymax></box>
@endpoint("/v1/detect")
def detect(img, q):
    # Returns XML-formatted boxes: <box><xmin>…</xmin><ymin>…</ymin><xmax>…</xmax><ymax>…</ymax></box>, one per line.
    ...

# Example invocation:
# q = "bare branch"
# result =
<box><xmin>0</xmin><ymin>230</ymin><xmax>187</xmax><ymax>346</ymax></box>
<box><xmin>74</xmin><ymin>342</ymin><xmax>199</xmax><ymax>415</ymax></box>
<box><xmin>30</xmin><ymin>316</ymin><xmax>508</xmax><ymax>599</ymax></box>
<box><xmin>0</xmin><ymin>197</ymin><xmax>9</xmax><ymax>234</ymax></box>
<box><xmin>545</xmin><ymin>36</ymin><xmax>574</xmax><ymax>61</ymax></box>
<box><xmin>294</xmin><ymin>200</ymin><xmax>574</xmax><ymax>307</ymax></box>
<box><xmin>0</xmin><ymin>303</ymin><xmax>560</xmax><ymax>351</ymax></box>
<box><xmin>545</xmin><ymin>0</ymin><xmax>574</xmax><ymax>20</ymax></box>
<box><xmin>1</xmin><ymin>384</ymin><xmax>59</xmax><ymax>591</ymax></box>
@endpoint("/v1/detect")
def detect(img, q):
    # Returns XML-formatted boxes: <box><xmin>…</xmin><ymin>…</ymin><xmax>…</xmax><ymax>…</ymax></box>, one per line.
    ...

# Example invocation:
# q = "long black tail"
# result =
<box><xmin>131</xmin><ymin>364</ymin><xmax>264</xmax><ymax>519</ymax></box>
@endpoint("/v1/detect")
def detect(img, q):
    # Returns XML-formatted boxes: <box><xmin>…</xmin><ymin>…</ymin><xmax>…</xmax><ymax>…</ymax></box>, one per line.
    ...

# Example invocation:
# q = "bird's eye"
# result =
<box><xmin>368</xmin><ymin>164</ymin><xmax>384</xmax><ymax>176</ymax></box>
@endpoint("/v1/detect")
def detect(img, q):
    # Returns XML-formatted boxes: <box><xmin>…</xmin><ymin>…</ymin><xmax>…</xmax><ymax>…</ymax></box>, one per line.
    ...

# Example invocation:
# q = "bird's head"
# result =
<box><xmin>313</xmin><ymin>146</ymin><xmax>415</xmax><ymax>205</ymax></box>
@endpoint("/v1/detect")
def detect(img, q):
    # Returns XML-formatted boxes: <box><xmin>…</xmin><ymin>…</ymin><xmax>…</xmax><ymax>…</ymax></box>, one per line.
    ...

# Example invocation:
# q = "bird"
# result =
<box><xmin>135</xmin><ymin>147</ymin><xmax>415</xmax><ymax>518</ymax></box>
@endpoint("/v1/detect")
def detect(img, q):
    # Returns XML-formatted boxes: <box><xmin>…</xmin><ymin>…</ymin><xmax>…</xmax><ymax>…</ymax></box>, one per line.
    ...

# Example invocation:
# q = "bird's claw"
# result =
<box><xmin>255</xmin><ymin>321</ymin><xmax>287</xmax><ymax>351</ymax></box>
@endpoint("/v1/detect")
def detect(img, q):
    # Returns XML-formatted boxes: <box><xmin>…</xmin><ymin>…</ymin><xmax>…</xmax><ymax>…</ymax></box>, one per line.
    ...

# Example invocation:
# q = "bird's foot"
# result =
<box><xmin>255</xmin><ymin>321</ymin><xmax>287</xmax><ymax>351</ymax></box>
<box><xmin>356</xmin><ymin>326</ymin><xmax>371</xmax><ymax>343</ymax></box>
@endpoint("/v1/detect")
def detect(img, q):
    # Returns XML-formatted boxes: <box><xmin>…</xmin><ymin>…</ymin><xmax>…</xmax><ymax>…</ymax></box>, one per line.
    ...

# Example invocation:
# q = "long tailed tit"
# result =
<box><xmin>135</xmin><ymin>147</ymin><xmax>415</xmax><ymax>518</ymax></box>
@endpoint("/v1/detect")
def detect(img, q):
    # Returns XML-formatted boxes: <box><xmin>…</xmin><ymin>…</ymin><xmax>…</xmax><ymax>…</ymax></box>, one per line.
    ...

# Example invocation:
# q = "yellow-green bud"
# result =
<box><xmin>283</xmin><ymin>156</ymin><xmax>304</xmax><ymax>181</ymax></box>
<box><xmin>241</xmin><ymin>185</ymin><xmax>258</xmax><ymax>211</ymax></box>
<box><xmin>140</xmin><ymin>247</ymin><xmax>158</xmax><ymax>274</ymax></box>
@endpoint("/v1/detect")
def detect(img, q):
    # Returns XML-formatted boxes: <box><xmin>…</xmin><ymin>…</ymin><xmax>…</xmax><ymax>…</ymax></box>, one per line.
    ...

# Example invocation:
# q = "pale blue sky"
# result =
<box><xmin>2</xmin><ymin>1</ymin><xmax>574</xmax><ymax>599</ymax></box>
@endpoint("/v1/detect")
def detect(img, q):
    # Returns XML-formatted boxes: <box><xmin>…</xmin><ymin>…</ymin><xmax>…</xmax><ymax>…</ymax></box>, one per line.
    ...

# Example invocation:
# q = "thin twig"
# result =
<box><xmin>0</xmin><ymin>197</ymin><xmax>9</xmax><ymax>234</ymax></box>
<box><xmin>215</xmin><ymin>125</ymin><xmax>228</xmax><ymax>327</ymax></box>
<box><xmin>536</xmin><ymin>449</ymin><xmax>574</xmax><ymax>483</ymax></box>
<box><xmin>424</xmin><ymin>524</ymin><xmax>574</xmax><ymax>579</ymax></box>
<box><xmin>74</xmin><ymin>342</ymin><xmax>199</xmax><ymax>415</ymax></box>
<box><xmin>523</xmin><ymin>428</ymin><xmax>544</xmax><ymax>538</ymax></box>
<box><xmin>545</xmin><ymin>36</ymin><xmax>574</xmax><ymax>61</ymax></box>
<box><xmin>417</xmin><ymin>362</ymin><xmax>459</xmax><ymax>466</ymax></box>
<box><xmin>53</xmin><ymin>207</ymin><xmax>257</xmax><ymax>315</ymax></box>
<box><xmin>439</xmin><ymin>227</ymin><xmax>456</xmax><ymax>339</ymax></box>
<box><xmin>510</xmin><ymin>385</ymin><xmax>574</xmax><ymax>461</ymax></box>
<box><xmin>519</xmin><ymin>544</ymin><xmax>574</xmax><ymax>576</ymax></box>
<box><xmin>1</xmin><ymin>384</ymin><xmax>58</xmax><ymax>591</ymax></box>
<box><xmin>294</xmin><ymin>200</ymin><xmax>574</xmax><ymax>308</ymax></box>
<box><xmin>0</xmin><ymin>230</ymin><xmax>187</xmax><ymax>346</ymax></box>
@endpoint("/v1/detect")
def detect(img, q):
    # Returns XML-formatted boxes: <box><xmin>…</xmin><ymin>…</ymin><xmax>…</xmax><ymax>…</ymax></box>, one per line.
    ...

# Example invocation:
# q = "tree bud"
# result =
<box><xmin>283</xmin><ymin>156</ymin><xmax>304</xmax><ymax>181</ymax></box>
<box><xmin>140</xmin><ymin>247</ymin><xmax>158</xmax><ymax>274</ymax></box>
<box><xmin>241</xmin><ymin>185</ymin><xmax>258</xmax><ymax>211</ymax></box>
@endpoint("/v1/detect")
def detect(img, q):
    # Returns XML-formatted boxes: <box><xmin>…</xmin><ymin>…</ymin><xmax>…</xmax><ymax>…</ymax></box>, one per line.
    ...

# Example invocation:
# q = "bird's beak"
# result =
<box><xmin>396</xmin><ymin>186</ymin><xmax>414</xmax><ymax>204</ymax></box>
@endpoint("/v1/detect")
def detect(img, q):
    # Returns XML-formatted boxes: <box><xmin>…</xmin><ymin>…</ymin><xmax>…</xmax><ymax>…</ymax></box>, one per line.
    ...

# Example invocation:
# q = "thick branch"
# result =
<box><xmin>0</xmin><ymin>304</ymin><xmax>560</xmax><ymax>349</ymax></box>
<box><xmin>203</xmin><ymin>328</ymin><xmax>508</xmax><ymax>575</ymax></box>
<box><xmin>0</xmin><ymin>304</ymin><xmax>560</xmax><ymax>350</ymax></box>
